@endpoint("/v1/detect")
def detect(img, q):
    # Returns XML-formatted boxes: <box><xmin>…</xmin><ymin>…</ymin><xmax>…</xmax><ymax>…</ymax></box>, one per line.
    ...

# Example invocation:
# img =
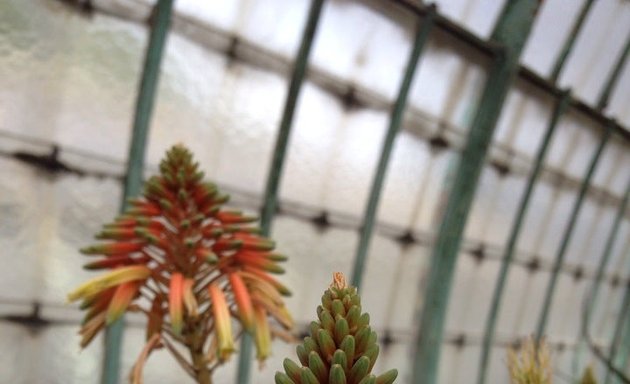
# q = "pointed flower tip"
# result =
<box><xmin>331</xmin><ymin>272</ymin><xmax>347</xmax><ymax>290</ymax></box>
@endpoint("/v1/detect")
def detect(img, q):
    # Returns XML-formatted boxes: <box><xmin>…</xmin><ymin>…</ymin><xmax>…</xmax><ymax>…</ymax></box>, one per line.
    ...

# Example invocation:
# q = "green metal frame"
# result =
<box><xmin>549</xmin><ymin>0</ymin><xmax>594</xmax><ymax>83</ymax></box>
<box><xmin>535</xmin><ymin>122</ymin><xmax>613</xmax><ymax>340</ymax></box>
<box><xmin>411</xmin><ymin>2</ymin><xmax>540</xmax><ymax>383</ymax></box>
<box><xmin>235</xmin><ymin>0</ymin><xmax>325</xmax><ymax>382</ymax></box>
<box><xmin>597</xmin><ymin>33</ymin><xmax>630</xmax><ymax>110</ymax></box>
<box><xmin>102</xmin><ymin>1</ymin><xmax>175</xmax><ymax>383</ymax></box>
<box><xmin>476</xmin><ymin>90</ymin><xmax>571</xmax><ymax>384</ymax></box>
<box><xmin>350</xmin><ymin>6</ymin><xmax>436</xmax><ymax>290</ymax></box>
<box><xmin>605</xmin><ymin>275</ymin><xmax>630</xmax><ymax>384</ymax></box>
<box><xmin>573</xmin><ymin>179</ymin><xmax>630</xmax><ymax>376</ymax></box>
<box><xmin>74</xmin><ymin>0</ymin><xmax>630</xmax><ymax>381</ymax></box>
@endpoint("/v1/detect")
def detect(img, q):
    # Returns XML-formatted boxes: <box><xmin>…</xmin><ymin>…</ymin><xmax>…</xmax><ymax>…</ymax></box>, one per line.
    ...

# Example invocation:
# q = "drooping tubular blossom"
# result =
<box><xmin>67</xmin><ymin>145</ymin><xmax>293</xmax><ymax>380</ymax></box>
<box><xmin>275</xmin><ymin>272</ymin><xmax>398</xmax><ymax>384</ymax></box>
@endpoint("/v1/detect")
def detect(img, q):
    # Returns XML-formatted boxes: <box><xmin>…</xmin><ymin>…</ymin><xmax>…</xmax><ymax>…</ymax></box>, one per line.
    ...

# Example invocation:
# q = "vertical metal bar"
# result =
<box><xmin>350</xmin><ymin>6</ymin><xmax>436</xmax><ymax>289</ymax></box>
<box><xmin>102</xmin><ymin>1</ymin><xmax>174</xmax><ymax>383</ymax></box>
<box><xmin>549</xmin><ymin>0</ymin><xmax>595</xmax><ymax>83</ymax></box>
<box><xmin>235</xmin><ymin>0</ymin><xmax>325</xmax><ymax>382</ymax></box>
<box><xmin>574</xmin><ymin>179</ymin><xmax>630</xmax><ymax>376</ymax></box>
<box><xmin>597</xmin><ymin>33</ymin><xmax>630</xmax><ymax>110</ymax></box>
<box><xmin>605</xmin><ymin>275</ymin><xmax>630</xmax><ymax>384</ymax></box>
<box><xmin>476</xmin><ymin>90</ymin><xmax>571</xmax><ymax>384</ymax></box>
<box><xmin>411</xmin><ymin>2</ymin><xmax>539</xmax><ymax>383</ymax></box>
<box><xmin>535</xmin><ymin>122</ymin><xmax>613</xmax><ymax>340</ymax></box>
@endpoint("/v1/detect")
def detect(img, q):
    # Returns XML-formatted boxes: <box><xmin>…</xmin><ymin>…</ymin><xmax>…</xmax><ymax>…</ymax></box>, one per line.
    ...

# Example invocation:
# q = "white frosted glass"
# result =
<box><xmin>521</xmin><ymin>0</ymin><xmax>586</xmax><ymax>77</ymax></box>
<box><xmin>546</xmin><ymin>276</ymin><xmax>586</xmax><ymax>340</ymax></box>
<box><xmin>270</xmin><ymin>216</ymin><xmax>357</xmax><ymax>325</ymax></box>
<box><xmin>238</xmin><ymin>0</ymin><xmax>311</xmax><ymax>61</ymax></box>
<box><xmin>439</xmin><ymin>345</ymin><xmax>482</xmax><ymax>384</ymax></box>
<box><xmin>175</xmin><ymin>0</ymin><xmax>241</xmax><ymax>32</ymax></box>
<box><xmin>606</xmin><ymin>54</ymin><xmax>630</xmax><ymax>126</ymax></box>
<box><xmin>310</xmin><ymin>0</ymin><xmax>411</xmax><ymax>101</ymax></box>
<box><xmin>412</xmin><ymin>150</ymin><xmax>456</xmax><ymax>232</ymax></box>
<box><xmin>512</xmin><ymin>270</ymin><xmax>551</xmax><ymax>335</ymax></box>
<box><xmin>40</xmin><ymin>175</ymin><xmax>122</xmax><ymax>303</ymax></box>
<box><xmin>485</xmin><ymin>175</ymin><xmax>527</xmax><ymax>247</ymax></box>
<box><xmin>279</xmin><ymin>83</ymin><xmax>344</xmax><ymax>208</ymax></box>
<box><xmin>487</xmin><ymin>346</ymin><xmax>511</xmax><ymax>383</ymax></box>
<box><xmin>386</xmin><ymin>245</ymin><xmax>432</xmax><ymax>331</ymax></box>
<box><xmin>446</xmin><ymin>255</ymin><xmax>500</xmax><ymax>334</ymax></box>
<box><xmin>408</xmin><ymin>38</ymin><xmax>488</xmax><ymax>130</ymax></box>
<box><xmin>433</xmin><ymin>0</ymin><xmax>506</xmax><ymax>38</ymax></box>
<box><xmin>516</xmin><ymin>181</ymin><xmax>556</xmax><ymax>258</ymax></box>
<box><xmin>464</xmin><ymin>167</ymin><xmax>498</xmax><ymax>242</ymax></box>
<box><xmin>0</xmin><ymin>0</ymin><xmax>143</xmax><ymax>160</ymax></box>
<box><xmin>0</xmin><ymin>325</ymin><xmax>103</xmax><ymax>384</ymax></box>
<box><xmin>361</xmin><ymin>236</ymin><xmax>404</xmax><ymax>329</ymax></box>
<box><xmin>564</xmin><ymin>200</ymin><xmax>602</xmax><ymax>266</ymax></box>
<box><xmin>0</xmin><ymin>159</ymin><xmax>42</xmax><ymax>300</ymax></box>
<box><xmin>378</xmin><ymin>131</ymin><xmax>433</xmax><ymax>228</ymax></box>
<box><xmin>591</xmin><ymin>283</ymin><xmax>624</xmax><ymax>341</ymax></box>
<box><xmin>606</xmin><ymin>224</ymin><xmax>630</xmax><ymax>276</ymax></box>
<box><xmin>496</xmin><ymin>264</ymin><xmax>530</xmax><ymax>336</ymax></box>
<box><xmin>537</xmin><ymin>189</ymin><xmax>578</xmax><ymax>261</ymax></box>
<box><xmin>150</xmin><ymin>60</ymin><xmax>287</xmax><ymax>196</ymax></box>
<box><xmin>322</xmin><ymin>110</ymin><xmax>388</xmax><ymax>217</ymax></box>
<box><xmin>494</xmin><ymin>82</ymin><xmax>554</xmax><ymax>160</ymax></box>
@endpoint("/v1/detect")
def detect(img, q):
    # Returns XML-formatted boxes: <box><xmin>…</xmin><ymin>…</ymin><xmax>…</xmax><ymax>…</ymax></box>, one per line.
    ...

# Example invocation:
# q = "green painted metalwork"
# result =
<box><xmin>535</xmin><ymin>122</ymin><xmax>613</xmax><ymax>340</ymax></box>
<box><xmin>476</xmin><ymin>90</ymin><xmax>571</xmax><ymax>384</ymax></box>
<box><xmin>102</xmin><ymin>1</ymin><xmax>174</xmax><ymax>383</ymax></box>
<box><xmin>597</xmin><ymin>33</ymin><xmax>630</xmax><ymax>110</ymax></box>
<box><xmin>410</xmin><ymin>2</ymin><xmax>539</xmax><ymax>383</ymax></box>
<box><xmin>350</xmin><ymin>7</ymin><xmax>436</xmax><ymax>289</ymax></box>
<box><xmin>235</xmin><ymin>0</ymin><xmax>325</xmax><ymax>382</ymax></box>
<box><xmin>605</xmin><ymin>276</ymin><xmax>630</xmax><ymax>384</ymax></box>
<box><xmin>549</xmin><ymin>0</ymin><xmax>595</xmax><ymax>83</ymax></box>
<box><xmin>573</xmin><ymin>179</ymin><xmax>630</xmax><ymax>377</ymax></box>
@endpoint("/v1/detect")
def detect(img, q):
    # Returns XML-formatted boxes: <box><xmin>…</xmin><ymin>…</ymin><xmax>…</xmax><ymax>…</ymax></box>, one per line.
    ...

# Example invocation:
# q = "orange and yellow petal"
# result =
<box><xmin>229</xmin><ymin>272</ymin><xmax>254</xmax><ymax>331</ymax></box>
<box><xmin>253</xmin><ymin>306</ymin><xmax>271</xmax><ymax>362</ymax></box>
<box><xmin>209</xmin><ymin>283</ymin><xmax>235</xmax><ymax>361</ymax></box>
<box><xmin>68</xmin><ymin>265</ymin><xmax>150</xmax><ymax>303</ymax></box>
<box><xmin>106</xmin><ymin>281</ymin><xmax>141</xmax><ymax>324</ymax></box>
<box><xmin>182</xmin><ymin>278</ymin><xmax>198</xmax><ymax>317</ymax></box>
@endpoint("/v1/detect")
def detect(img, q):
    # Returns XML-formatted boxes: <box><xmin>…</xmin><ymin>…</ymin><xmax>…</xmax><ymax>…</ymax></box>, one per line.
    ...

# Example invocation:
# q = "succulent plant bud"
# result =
<box><xmin>275</xmin><ymin>272</ymin><xmax>398</xmax><ymax>384</ymax></box>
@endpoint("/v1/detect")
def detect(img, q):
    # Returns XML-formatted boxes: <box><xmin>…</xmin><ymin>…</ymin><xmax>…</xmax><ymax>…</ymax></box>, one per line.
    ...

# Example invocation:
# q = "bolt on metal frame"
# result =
<box><xmin>99</xmin><ymin>0</ymin><xmax>630</xmax><ymax>383</ymax></box>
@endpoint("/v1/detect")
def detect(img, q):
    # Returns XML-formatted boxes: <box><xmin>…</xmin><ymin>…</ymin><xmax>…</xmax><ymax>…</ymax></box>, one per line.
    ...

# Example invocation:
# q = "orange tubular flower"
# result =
<box><xmin>209</xmin><ymin>283</ymin><xmax>235</xmax><ymax>361</ymax></box>
<box><xmin>169</xmin><ymin>273</ymin><xmax>185</xmax><ymax>335</ymax></box>
<box><xmin>229</xmin><ymin>272</ymin><xmax>254</xmax><ymax>331</ymax></box>
<box><xmin>68</xmin><ymin>145</ymin><xmax>293</xmax><ymax>383</ymax></box>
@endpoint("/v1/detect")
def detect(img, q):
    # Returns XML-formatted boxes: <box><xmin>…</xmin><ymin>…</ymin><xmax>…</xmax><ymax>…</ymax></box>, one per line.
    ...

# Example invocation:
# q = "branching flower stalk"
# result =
<box><xmin>508</xmin><ymin>336</ymin><xmax>552</xmax><ymax>384</ymax></box>
<box><xmin>276</xmin><ymin>272</ymin><xmax>398</xmax><ymax>384</ymax></box>
<box><xmin>68</xmin><ymin>145</ymin><xmax>293</xmax><ymax>384</ymax></box>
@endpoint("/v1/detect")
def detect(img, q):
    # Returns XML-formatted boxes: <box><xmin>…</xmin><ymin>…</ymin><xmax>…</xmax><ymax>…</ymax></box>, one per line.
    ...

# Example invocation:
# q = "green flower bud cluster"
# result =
<box><xmin>275</xmin><ymin>273</ymin><xmax>397</xmax><ymax>384</ymax></box>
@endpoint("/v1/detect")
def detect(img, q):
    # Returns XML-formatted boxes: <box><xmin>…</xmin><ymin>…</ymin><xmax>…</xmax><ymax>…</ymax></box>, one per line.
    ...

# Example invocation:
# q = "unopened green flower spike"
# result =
<box><xmin>276</xmin><ymin>272</ymin><xmax>398</xmax><ymax>384</ymax></box>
